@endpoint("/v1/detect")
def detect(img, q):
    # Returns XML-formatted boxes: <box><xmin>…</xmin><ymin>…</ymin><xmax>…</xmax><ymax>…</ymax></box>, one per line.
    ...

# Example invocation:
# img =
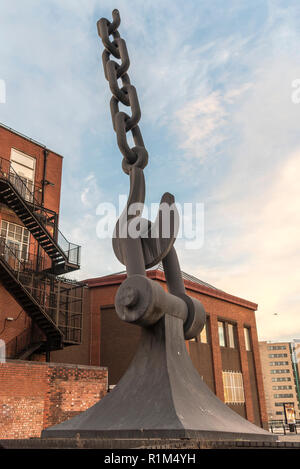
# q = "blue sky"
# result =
<box><xmin>1</xmin><ymin>0</ymin><xmax>300</xmax><ymax>341</ymax></box>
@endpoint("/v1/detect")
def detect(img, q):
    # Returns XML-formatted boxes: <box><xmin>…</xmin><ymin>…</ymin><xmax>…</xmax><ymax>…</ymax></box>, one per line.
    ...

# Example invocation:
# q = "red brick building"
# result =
<box><xmin>0</xmin><ymin>123</ymin><xmax>108</xmax><ymax>440</ymax></box>
<box><xmin>0</xmin><ymin>360</ymin><xmax>107</xmax><ymax>439</ymax></box>
<box><xmin>0</xmin><ymin>123</ymin><xmax>85</xmax><ymax>359</ymax></box>
<box><xmin>60</xmin><ymin>265</ymin><xmax>268</xmax><ymax>430</ymax></box>
<box><xmin>0</xmin><ymin>122</ymin><xmax>269</xmax><ymax>436</ymax></box>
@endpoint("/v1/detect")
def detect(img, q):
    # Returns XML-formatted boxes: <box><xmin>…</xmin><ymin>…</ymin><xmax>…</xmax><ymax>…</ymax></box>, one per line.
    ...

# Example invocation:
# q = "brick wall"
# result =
<box><xmin>0</xmin><ymin>285</ymin><xmax>30</xmax><ymax>346</ymax></box>
<box><xmin>0</xmin><ymin>286</ymin><xmax>47</xmax><ymax>358</ymax></box>
<box><xmin>0</xmin><ymin>360</ymin><xmax>108</xmax><ymax>439</ymax></box>
<box><xmin>0</xmin><ymin>124</ymin><xmax>63</xmax><ymax>215</ymax></box>
<box><xmin>0</xmin><ymin>124</ymin><xmax>65</xmax><ymax>355</ymax></box>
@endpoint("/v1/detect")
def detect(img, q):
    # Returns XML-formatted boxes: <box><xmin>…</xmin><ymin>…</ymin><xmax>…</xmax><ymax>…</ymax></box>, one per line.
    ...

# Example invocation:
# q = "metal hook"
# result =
<box><xmin>112</xmin><ymin>166</ymin><xmax>179</xmax><ymax>272</ymax></box>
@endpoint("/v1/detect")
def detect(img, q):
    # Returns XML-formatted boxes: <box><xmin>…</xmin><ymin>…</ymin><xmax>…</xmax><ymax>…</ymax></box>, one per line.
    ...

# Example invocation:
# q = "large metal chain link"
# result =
<box><xmin>97</xmin><ymin>9</ymin><xmax>148</xmax><ymax>174</ymax></box>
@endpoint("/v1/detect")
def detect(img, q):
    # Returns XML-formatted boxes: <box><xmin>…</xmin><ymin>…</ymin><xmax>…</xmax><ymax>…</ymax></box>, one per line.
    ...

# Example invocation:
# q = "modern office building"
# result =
<box><xmin>259</xmin><ymin>340</ymin><xmax>300</xmax><ymax>425</ymax></box>
<box><xmin>0</xmin><ymin>123</ymin><xmax>85</xmax><ymax>359</ymax></box>
<box><xmin>52</xmin><ymin>264</ymin><xmax>269</xmax><ymax>429</ymax></box>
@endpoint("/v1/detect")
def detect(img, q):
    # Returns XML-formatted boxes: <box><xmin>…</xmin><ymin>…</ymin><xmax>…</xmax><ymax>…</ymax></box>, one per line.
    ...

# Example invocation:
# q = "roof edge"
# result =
<box><xmin>85</xmin><ymin>269</ymin><xmax>258</xmax><ymax>311</ymax></box>
<box><xmin>0</xmin><ymin>122</ymin><xmax>64</xmax><ymax>159</ymax></box>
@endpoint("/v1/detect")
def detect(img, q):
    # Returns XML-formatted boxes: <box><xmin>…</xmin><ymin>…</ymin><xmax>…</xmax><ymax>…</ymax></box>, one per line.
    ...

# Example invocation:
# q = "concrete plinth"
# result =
<box><xmin>41</xmin><ymin>316</ymin><xmax>276</xmax><ymax>443</ymax></box>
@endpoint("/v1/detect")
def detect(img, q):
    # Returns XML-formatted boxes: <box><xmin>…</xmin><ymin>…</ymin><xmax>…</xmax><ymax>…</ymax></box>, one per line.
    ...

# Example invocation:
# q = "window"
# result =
<box><xmin>273</xmin><ymin>394</ymin><xmax>294</xmax><ymax>399</ymax></box>
<box><xmin>222</xmin><ymin>371</ymin><xmax>245</xmax><ymax>404</ymax></box>
<box><xmin>272</xmin><ymin>377</ymin><xmax>291</xmax><ymax>382</ymax></box>
<box><xmin>0</xmin><ymin>220</ymin><xmax>29</xmax><ymax>261</ymax></box>
<box><xmin>218</xmin><ymin>321</ymin><xmax>226</xmax><ymax>347</ymax></box>
<box><xmin>268</xmin><ymin>353</ymin><xmax>288</xmax><ymax>358</ymax></box>
<box><xmin>199</xmin><ymin>323</ymin><xmax>207</xmax><ymax>344</ymax></box>
<box><xmin>269</xmin><ymin>362</ymin><xmax>289</xmax><ymax>366</ymax></box>
<box><xmin>272</xmin><ymin>385</ymin><xmax>292</xmax><ymax>390</ymax></box>
<box><xmin>270</xmin><ymin>369</ymin><xmax>290</xmax><ymax>374</ymax></box>
<box><xmin>228</xmin><ymin>324</ymin><xmax>235</xmax><ymax>348</ymax></box>
<box><xmin>275</xmin><ymin>402</ymin><xmax>294</xmax><ymax>407</ymax></box>
<box><xmin>268</xmin><ymin>345</ymin><xmax>286</xmax><ymax>350</ymax></box>
<box><xmin>192</xmin><ymin>318</ymin><xmax>210</xmax><ymax>344</ymax></box>
<box><xmin>10</xmin><ymin>149</ymin><xmax>36</xmax><ymax>202</ymax></box>
<box><xmin>244</xmin><ymin>327</ymin><xmax>251</xmax><ymax>351</ymax></box>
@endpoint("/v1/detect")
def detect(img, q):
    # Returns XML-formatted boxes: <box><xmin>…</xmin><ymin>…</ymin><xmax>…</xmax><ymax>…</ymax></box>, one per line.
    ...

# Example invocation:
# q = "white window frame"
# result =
<box><xmin>10</xmin><ymin>149</ymin><xmax>36</xmax><ymax>202</ymax></box>
<box><xmin>222</xmin><ymin>371</ymin><xmax>245</xmax><ymax>404</ymax></box>
<box><xmin>0</xmin><ymin>220</ymin><xmax>30</xmax><ymax>261</ymax></box>
<box><xmin>218</xmin><ymin>321</ymin><xmax>226</xmax><ymax>347</ymax></box>
<box><xmin>228</xmin><ymin>323</ymin><xmax>235</xmax><ymax>348</ymax></box>
<box><xmin>199</xmin><ymin>323</ymin><xmax>207</xmax><ymax>343</ymax></box>
<box><xmin>244</xmin><ymin>327</ymin><xmax>251</xmax><ymax>351</ymax></box>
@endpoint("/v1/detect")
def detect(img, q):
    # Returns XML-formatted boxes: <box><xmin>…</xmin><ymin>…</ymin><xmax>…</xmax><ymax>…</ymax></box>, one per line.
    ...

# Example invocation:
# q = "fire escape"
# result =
<box><xmin>0</xmin><ymin>157</ymin><xmax>84</xmax><ymax>358</ymax></box>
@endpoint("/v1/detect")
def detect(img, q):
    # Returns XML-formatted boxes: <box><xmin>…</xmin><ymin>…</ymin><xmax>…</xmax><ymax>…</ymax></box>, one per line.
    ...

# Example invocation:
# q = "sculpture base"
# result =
<box><xmin>5</xmin><ymin>437</ymin><xmax>300</xmax><ymax>449</ymax></box>
<box><xmin>42</xmin><ymin>315</ymin><xmax>276</xmax><ymax>442</ymax></box>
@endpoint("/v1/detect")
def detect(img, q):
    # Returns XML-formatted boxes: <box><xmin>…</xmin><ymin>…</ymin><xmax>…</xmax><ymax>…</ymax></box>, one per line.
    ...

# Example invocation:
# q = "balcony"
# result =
<box><xmin>0</xmin><ymin>238</ymin><xmax>84</xmax><ymax>346</ymax></box>
<box><xmin>0</xmin><ymin>156</ymin><xmax>81</xmax><ymax>273</ymax></box>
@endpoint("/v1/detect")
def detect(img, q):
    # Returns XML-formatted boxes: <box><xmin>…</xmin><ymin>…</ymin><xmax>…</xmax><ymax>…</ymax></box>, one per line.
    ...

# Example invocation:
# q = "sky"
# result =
<box><xmin>0</xmin><ymin>0</ymin><xmax>300</xmax><ymax>342</ymax></box>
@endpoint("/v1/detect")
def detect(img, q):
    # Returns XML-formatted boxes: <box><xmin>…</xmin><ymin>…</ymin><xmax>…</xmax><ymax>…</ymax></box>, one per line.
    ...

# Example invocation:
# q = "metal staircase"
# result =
<box><xmin>4</xmin><ymin>326</ymin><xmax>42</xmax><ymax>360</ymax></box>
<box><xmin>0</xmin><ymin>156</ymin><xmax>84</xmax><ymax>355</ymax></box>
<box><xmin>0</xmin><ymin>157</ymin><xmax>81</xmax><ymax>275</ymax></box>
<box><xmin>0</xmin><ymin>239</ymin><xmax>63</xmax><ymax>351</ymax></box>
<box><xmin>0</xmin><ymin>231</ymin><xmax>84</xmax><ymax>353</ymax></box>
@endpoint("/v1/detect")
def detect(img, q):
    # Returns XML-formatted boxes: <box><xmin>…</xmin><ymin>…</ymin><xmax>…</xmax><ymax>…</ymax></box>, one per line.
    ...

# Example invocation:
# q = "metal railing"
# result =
<box><xmin>0</xmin><ymin>156</ymin><xmax>81</xmax><ymax>267</ymax></box>
<box><xmin>0</xmin><ymin>156</ymin><xmax>43</xmax><ymax>206</ymax></box>
<box><xmin>57</xmin><ymin>232</ymin><xmax>81</xmax><ymax>266</ymax></box>
<box><xmin>0</xmin><ymin>237</ymin><xmax>52</xmax><ymax>273</ymax></box>
<box><xmin>0</xmin><ymin>238</ymin><xmax>84</xmax><ymax>344</ymax></box>
<box><xmin>269</xmin><ymin>422</ymin><xmax>300</xmax><ymax>434</ymax></box>
<box><xmin>5</xmin><ymin>327</ymin><xmax>32</xmax><ymax>359</ymax></box>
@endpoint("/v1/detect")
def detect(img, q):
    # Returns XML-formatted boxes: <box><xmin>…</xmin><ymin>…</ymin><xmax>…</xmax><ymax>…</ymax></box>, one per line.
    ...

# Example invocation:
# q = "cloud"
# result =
<box><xmin>1</xmin><ymin>0</ymin><xmax>300</xmax><ymax>344</ymax></box>
<box><xmin>174</xmin><ymin>92</ymin><xmax>228</xmax><ymax>161</ymax></box>
<box><xmin>211</xmin><ymin>149</ymin><xmax>300</xmax><ymax>341</ymax></box>
<box><xmin>172</xmin><ymin>84</ymin><xmax>253</xmax><ymax>161</ymax></box>
<box><xmin>177</xmin><ymin>49</ymin><xmax>300</xmax><ymax>341</ymax></box>
<box><xmin>80</xmin><ymin>173</ymin><xmax>103</xmax><ymax>208</ymax></box>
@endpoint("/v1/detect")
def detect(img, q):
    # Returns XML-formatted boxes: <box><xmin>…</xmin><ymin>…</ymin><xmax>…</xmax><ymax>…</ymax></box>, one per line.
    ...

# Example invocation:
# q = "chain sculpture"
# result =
<box><xmin>42</xmin><ymin>10</ymin><xmax>276</xmax><ymax>443</ymax></box>
<box><xmin>98</xmin><ymin>9</ymin><xmax>147</xmax><ymax>174</ymax></box>
<box><xmin>98</xmin><ymin>8</ymin><xmax>206</xmax><ymax>340</ymax></box>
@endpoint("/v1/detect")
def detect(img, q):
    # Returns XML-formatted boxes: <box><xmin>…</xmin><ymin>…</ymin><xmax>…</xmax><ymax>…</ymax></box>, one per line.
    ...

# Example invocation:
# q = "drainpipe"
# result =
<box><xmin>41</xmin><ymin>148</ymin><xmax>48</xmax><ymax>207</ymax></box>
<box><xmin>36</xmin><ymin>149</ymin><xmax>49</xmax><ymax>272</ymax></box>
